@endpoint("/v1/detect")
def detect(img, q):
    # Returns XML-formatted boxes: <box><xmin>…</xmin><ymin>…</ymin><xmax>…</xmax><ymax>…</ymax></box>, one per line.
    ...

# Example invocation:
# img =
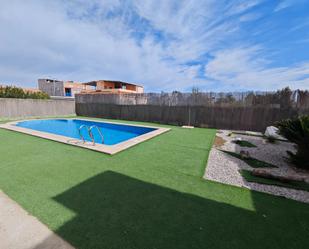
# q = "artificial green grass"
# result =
<box><xmin>240</xmin><ymin>169</ymin><xmax>309</xmax><ymax>192</ymax></box>
<box><xmin>232</xmin><ymin>140</ymin><xmax>257</xmax><ymax>147</ymax></box>
<box><xmin>222</xmin><ymin>150</ymin><xmax>278</xmax><ymax>168</ymax></box>
<box><xmin>0</xmin><ymin>117</ymin><xmax>308</xmax><ymax>249</ymax></box>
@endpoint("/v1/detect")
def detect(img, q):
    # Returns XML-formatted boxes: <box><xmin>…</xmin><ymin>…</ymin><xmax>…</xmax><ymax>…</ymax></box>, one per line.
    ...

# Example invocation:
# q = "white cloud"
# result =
<box><xmin>274</xmin><ymin>0</ymin><xmax>294</xmax><ymax>12</ymax></box>
<box><xmin>0</xmin><ymin>0</ymin><xmax>308</xmax><ymax>92</ymax></box>
<box><xmin>205</xmin><ymin>47</ymin><xmax>309</xmax><ymax>90</ymax></box>
<box><xmin>239</xmin><ymin>13</ymin><xmax>262</xmax><ymax>22</ymax></box>
<box><xmin>226</xmin><ymin>0</ymin><xmax>261</xmax><ymax>15</ymax></box>
<box><xmin>0</xmin><ymin>0</ymin><xmax>243</xmax><ymax>91</ymax></box>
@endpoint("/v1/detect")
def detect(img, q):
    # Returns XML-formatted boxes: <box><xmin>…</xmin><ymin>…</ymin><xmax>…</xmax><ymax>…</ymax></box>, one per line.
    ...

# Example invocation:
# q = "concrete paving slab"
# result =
<box><xmin>0</xmin><ymin>191</ymin><xmax>74</xmax><ymax>249</ymax></box>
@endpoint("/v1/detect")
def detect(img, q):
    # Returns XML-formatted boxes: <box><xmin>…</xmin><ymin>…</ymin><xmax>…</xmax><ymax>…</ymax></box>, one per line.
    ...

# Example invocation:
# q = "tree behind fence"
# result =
<box><xmin>77</xmin><ymin>88</ymin><xmax>309</xmax><ymax>108</ymax></box>
<box><xmin>76</xmin><ymin>88</ymin><xmax>309</xmax><ymax>131</ymax></box>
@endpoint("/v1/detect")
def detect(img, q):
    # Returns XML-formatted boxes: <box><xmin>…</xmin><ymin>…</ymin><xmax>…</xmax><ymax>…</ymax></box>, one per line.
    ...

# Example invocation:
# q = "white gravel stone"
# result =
<box><xmin>204</xmin><ymin>130</ymin><xmax>309</xmax><ymax>203</ymax></box>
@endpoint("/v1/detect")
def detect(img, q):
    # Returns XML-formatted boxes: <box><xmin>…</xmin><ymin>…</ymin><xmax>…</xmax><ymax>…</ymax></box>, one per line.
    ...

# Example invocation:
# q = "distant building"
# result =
<box><xmin>62</xmin><ymin>81</ymin><xmax>92</xmax><ymax>97</ymax></box>
<box><xmin>82</xmin><ymin>80</ymin><xmax>144</xmax><ymax>94</ymax></box>
<box><xmin>38</xmin><ymin>79</ymin><xmax>144</xmax><ymax>97</ymax></box>
<box><xmin>38</xmin><ymin>79</ymin><xmax>91</xmax><ymax>97</ymax></box>
<box><xmin>38</xmin><ymin>79</ymin><xmax>64</xmax><ymax>97</ymax></box>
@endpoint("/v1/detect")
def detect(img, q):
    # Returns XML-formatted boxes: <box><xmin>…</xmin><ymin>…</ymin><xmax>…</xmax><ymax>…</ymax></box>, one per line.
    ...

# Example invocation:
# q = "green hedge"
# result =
<box><xmin>0</xmin><ymin>86</ymin><xmax>49</xmax><ymax>99</ymax></box>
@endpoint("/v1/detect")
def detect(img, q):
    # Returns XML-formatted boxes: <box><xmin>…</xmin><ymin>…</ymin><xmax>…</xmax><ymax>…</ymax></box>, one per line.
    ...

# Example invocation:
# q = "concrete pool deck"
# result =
<box><xmin>0</xmin><ymin>118</ymin><xmax>170</xmax><ymax>155</ymax></box>
<box><xmin>0</xmin><ymin>190</ymin><xmax>74</xmax><ymax>249</ymax></box>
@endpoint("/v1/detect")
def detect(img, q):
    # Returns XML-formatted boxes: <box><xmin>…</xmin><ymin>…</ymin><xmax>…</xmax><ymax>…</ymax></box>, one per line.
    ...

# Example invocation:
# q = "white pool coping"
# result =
<box><xmin>0</xmin><ymin>118</ymin><xmax>170</xmax><ymax>155</ymax></box>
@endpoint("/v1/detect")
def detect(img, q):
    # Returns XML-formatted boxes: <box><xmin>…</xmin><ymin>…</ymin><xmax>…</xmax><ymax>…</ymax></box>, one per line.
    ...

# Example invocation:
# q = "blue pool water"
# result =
<box><xmin>16</xmin><ymin>119</ymin><xmax>156</xmax><ymax>145</ymax></box>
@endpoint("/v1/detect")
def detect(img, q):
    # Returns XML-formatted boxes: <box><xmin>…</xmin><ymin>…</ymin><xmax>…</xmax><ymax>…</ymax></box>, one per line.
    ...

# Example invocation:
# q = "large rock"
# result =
<box><xmin>252</xmin><ymin>169</ymin><xmax>308</xmax><ymax>183</ymax></box>
<box><xmin>264</xmin><ymin>126</ymin><xmax>287</xmax><ymax>141</ymax></box>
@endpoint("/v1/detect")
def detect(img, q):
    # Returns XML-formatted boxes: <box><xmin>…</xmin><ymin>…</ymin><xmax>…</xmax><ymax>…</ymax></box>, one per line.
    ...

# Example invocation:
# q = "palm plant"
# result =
<box><xmin>276</xmin><ymin>116</ymin><xmax>309</xmax><ymax>170</ymax></box>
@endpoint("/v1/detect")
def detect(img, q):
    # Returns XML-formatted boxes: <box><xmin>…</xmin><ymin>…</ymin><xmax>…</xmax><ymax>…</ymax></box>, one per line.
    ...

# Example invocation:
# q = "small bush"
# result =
<box><xmin>221</xmin><ymin>150</ymin><xmax>277</xmax><ymax>168</ymax></box>
<box><xmin>232</xmin><ymin>140</ymin><xmax>256</xmax><ymax>147</ymax></box>
<box><xmin>0</xmin><ymin>86</ymin><xmax>49</xmax><ymax>99</ymax></box>
<box><xmin>276</xmin><ymin>116</ymin><xmax>309</xmax><ymax>169</ymax></box>
<box><xmin>265</xmin><ymin>136</ymin><xmax>277</xmax><ymax>144</ymax></box>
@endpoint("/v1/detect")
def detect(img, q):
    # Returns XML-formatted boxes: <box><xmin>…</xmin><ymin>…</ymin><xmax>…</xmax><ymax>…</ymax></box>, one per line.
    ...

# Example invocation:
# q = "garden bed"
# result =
<box><xmin>204</xmin><ymin>130</ymin><xmax>309</xmax><ymax>203</ymax></box>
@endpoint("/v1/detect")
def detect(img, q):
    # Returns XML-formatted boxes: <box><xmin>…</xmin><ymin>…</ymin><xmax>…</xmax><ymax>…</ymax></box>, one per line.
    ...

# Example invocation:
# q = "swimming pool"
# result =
<box><xmin>0</xmin><ymin>118</ymin><xmax>169</xmax><ymax>154</ymax></box>
<box><xmin>16</xmin><ymin>119</ymin><xmax>156</xmax><ymax>145</ymax></box>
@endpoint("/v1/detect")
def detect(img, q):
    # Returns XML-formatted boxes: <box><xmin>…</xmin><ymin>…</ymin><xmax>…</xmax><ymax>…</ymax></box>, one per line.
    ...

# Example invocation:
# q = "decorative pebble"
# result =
<box><xmin>204</xmin><ymin>130</ymin><xmax>309</xmax><ymax>203</ymax></box>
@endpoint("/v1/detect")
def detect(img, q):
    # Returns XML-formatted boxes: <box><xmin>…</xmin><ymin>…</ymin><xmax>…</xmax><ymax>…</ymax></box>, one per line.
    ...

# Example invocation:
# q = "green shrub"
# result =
<box><xmin>221</xmin><ymin>150</ymin><xmax>277</xmax><ymax>168</ymax></box>
<box><xmin>0</xmin><ymin>86</ymin><xmax>49</xmax><ymax>99</ymax></box>
<box><xmin>232</xmin><ymin>140</ymin><xmax>257</xmax><ymax>147</ymax></box>
<box><xmin>265</xmin><ymin>136</ymin><xmax>277</xmax><ymax>144</ymax></box>
<box><xmin>276</xmin><ymin>116</ymin><xmax>309</xmax><ymax>169</ymax></box>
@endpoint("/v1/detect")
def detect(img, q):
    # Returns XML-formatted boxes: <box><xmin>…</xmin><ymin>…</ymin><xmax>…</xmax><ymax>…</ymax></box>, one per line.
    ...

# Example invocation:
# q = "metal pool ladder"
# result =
<box><xmin>89</xmin><ymin>125</ymin><xmax>104</xmax><ymax>145</ymax></box>
<box><xmin>78</xmin><ymin>125</ymin><xmax>91</xmax><ymax>143</ymax></box>
<box><xmin>78</xmin><ymin>125</ymin><xmax>104</xmax><ymax>145</ymax></box>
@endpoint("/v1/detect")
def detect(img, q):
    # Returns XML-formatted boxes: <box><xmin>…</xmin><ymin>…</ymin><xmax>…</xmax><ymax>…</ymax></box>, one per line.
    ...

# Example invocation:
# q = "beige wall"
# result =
<box><xmin>0</xmin><ymin>98</ymin><xmax>75</xmax><ymax>118</ymax></box>
<box><xmin>136</xmin><ymin>86</ymin><xmax>144</xmax><ymax>93</ymax></box>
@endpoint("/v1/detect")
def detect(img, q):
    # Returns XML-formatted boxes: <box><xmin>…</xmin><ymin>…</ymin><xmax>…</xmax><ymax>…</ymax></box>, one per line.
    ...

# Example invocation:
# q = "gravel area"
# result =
<box><xmin>204</xmin><ymin>130</ymin><xmax>309</xmax><ymax>203</ymax></box>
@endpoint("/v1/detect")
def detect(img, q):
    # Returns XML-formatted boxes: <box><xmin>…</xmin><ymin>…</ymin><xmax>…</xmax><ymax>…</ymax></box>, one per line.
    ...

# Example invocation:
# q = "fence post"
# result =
<box><xmin>188</xmin><ymin>106</ymin><xmax>191</xmax><ymax>126</ymax></box>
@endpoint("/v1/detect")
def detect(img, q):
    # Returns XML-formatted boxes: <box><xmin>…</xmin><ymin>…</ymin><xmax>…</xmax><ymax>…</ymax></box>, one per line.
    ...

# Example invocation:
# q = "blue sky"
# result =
<box><xmin>0</xmin><ymin>0</ymin><xmax>308</xmax><ymax>92</ymax></box>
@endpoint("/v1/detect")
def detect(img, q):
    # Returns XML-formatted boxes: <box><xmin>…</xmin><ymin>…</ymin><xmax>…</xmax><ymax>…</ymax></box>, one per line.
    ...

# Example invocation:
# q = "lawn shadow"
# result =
<box><xmin>34</xmin><ymin>171</ymin><xmax>308</xmax><ymax>249</ymax></box>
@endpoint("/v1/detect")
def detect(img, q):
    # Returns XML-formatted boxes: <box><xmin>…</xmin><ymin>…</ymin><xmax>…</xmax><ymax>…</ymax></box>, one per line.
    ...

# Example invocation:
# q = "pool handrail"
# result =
<box><xmin>89</xmin><ymin>125</ymin><xmax>104</xmax><ymax>145</ymax></box>
<box><xmin>78</xmin><ymin>125</ymin><xmax>92</xmax><ymax>144</ymax></box>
